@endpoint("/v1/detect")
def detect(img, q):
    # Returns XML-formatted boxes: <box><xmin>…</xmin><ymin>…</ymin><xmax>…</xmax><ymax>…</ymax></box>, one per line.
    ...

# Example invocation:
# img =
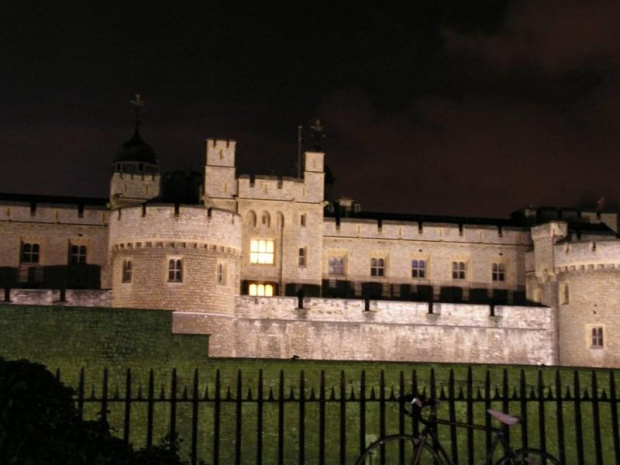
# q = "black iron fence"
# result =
<box><xmin>65</xmin><ymin>367</ymin><xmax>619</xmax><ymax>464</ymax></box>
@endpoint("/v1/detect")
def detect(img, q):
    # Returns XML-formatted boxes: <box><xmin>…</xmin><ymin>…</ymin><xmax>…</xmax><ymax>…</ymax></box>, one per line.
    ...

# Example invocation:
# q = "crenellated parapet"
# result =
<box><xmin>109</xmin><ymin>204</ymin><xmax>242</xmax><ymax>250</ymax></box>
<box><xmin>323</xmin><ymin>218</ymin><xmax>527</xmax><ymax>244</ymax></box>
<box><xmin>554</xmin><ymin>240</ymin><xmax>620</xmax><ymax>273</ymax></box>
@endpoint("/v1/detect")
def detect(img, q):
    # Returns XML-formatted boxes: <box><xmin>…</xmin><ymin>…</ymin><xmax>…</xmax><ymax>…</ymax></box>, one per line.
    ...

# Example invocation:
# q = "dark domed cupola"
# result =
<box><xmin>109</xmin><ymin>94</ymin><xmax>162</xmax><ymax>208</ymax></box>
<box><xmin>113</xmin><ymin>122</ymin><xmax>159</xmax><ymax>175</ymax></box>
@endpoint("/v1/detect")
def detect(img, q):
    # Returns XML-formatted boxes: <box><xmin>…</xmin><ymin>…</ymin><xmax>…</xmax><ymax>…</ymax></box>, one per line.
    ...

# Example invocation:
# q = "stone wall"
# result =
<box><xmin>173</xmin><ymin>296</ymin><xmax>556</xmax><ymax>365</ymax></box>
<box><xmin>0</xmin><ymin>201</ymin><xmax>110</xmax><ymax>287</ymax></box>
<box><xmin>323</xmin><ymin>219</ymin><xmax>529</xmax><ymax>302</ymax></box>
<box><xmin>1</xmin><ymin>289</ymin><xmax>112</xmax><ymax>306</ymax></box>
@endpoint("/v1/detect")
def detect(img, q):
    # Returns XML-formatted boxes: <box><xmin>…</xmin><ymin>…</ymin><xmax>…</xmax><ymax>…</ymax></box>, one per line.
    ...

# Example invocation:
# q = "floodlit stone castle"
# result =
<box><xmin>2</xmin><ymin>119</ymin><xmax>619</xmax><ymax>368</ymax></box>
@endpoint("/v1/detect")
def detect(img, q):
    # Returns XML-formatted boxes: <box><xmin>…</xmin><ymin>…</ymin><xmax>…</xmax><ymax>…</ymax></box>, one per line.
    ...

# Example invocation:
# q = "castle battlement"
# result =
<box><xmin>0</xmin><ymin>201</ymin><xmax>108</xmax><ymax>225</ymax></box>
<box><xmin>237</xmin><ymin>174</ymin><xmax>320</xmax><ymax>202</ymax></box>
<box><xmin>109</xmin><ymin>204</ymin><xmax>242</xmax><ymax>249</ymax></box>
<box><xmin>554</xmin><ymin>240</ymin><xmax>620</xmax><ymax>271</ymax></box>
<box><xmin>323</xmin><ymin>217</ymin><xmax>527</xmax><ymax>245</ymax></box>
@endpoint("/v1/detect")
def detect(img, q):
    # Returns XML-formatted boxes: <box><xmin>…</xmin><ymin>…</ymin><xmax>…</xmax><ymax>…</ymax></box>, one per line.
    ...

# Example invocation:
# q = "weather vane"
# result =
<box><xmin>310</xmin><ymin>118</ymin><xmax>326</xmax><ymax>151</ymax></box>
<box><xmin>130</xmin><ymin>93</ymin><xmax>146</xmax><ymax>123</ymax></box>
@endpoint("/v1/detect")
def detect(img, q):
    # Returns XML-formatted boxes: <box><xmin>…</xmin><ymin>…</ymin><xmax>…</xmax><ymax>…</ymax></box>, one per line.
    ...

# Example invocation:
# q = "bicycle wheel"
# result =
<box><xmin>495</xmin><ymin>448</ymin><xmax>560</xmax><ymax>465</ymax></box>
<box><xmin>355</xmin><ymin>434</ymin><xmax>446</xmax><ymax>465</ymax></box>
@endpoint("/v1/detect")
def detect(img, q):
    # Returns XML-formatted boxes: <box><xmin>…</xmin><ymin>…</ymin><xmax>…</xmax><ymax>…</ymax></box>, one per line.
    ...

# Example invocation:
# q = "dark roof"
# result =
<box><xmin>113</xmin><ymin>122</ymin><xmax>158</xmax><ymax>165</ymax></box>
<box><xmin>0</xmin><ymin>192</ymin><xmax>108</xmax><ymax>207</ymax></box>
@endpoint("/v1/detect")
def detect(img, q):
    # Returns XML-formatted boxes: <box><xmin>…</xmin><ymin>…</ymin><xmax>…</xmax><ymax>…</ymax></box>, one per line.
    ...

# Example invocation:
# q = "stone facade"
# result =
<box><xmin>1</xmin><ymin>130</ymin><xmax>619</xmax><ymax>367</ymax></box>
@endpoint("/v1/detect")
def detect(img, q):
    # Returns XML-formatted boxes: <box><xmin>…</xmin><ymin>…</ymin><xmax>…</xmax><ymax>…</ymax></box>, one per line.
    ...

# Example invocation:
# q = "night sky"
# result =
<box><xmin>2</xmin><ymin>2</ymin><xmax>620</xmax><ymax>218</ymax></box>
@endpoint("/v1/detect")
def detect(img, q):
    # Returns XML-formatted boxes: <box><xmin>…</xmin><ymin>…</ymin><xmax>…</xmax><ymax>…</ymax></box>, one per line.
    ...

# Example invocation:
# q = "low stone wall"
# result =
<box><xmin>173</xmin><ymin>296</ymin><xmax>556</xmax><ymax>365</ymax></box>
<box><xmin>1</xmin><ymin>289</ymin><xmax>112</xmax><ymax>307</ymax></box>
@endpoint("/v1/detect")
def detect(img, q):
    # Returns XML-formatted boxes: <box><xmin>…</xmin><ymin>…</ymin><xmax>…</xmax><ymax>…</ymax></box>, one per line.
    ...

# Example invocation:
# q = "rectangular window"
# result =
<box><xmin>168</xmin><ymin>259</ymin><xmax>183</xmax><ymax>282</ymax></box>
<box><xmin>329</xmin><ymin>256</ymin><xmax>344</xmax><ymax>275</ymax></box>
<box><xmin>70</xmin><ymin>245</ymin><xmax>87</xmax><ymax>265</ymax></box>
<box><xmin>250</xmin><ymin>239</ymin><xmax>275</xmax><ymax>264</ymax></box>
<box><xmin>492</xmin><ymin>263</ymin><xmax>505</xmax><ymax>282</ymax></box>
<box><xmin>300</xmin><ymin>214</ymin><xmax>306</xmax><ymax>227</ymax></box>
<box><xmin>21</xmin><ymin>243</ymin><xmax>40</xmax><ymax>263</ymax></box>
<box><xmin>412</xmin><ymin>259</ymin><xmax>426</xmax><ymax>278</ymax></box>
<box><xmin>452</xmin><ymin>261</ymin><xmax>466</xmax><ymax>280</ymax></box>
<box><xmin>299</xmin><ymin>248</ymin><xmax>306</xmax><ymax>267</ymax></box>
<box><xmin>249</xmin><ymin>283</ymin><xmax>274</xmax><ymax>296</ymax></box>
<box><xmin>591</xmin><ymin>326</ymin><xmax>604</xmax><ymax>348</ymax></box>
<box><xmin>371</xmin><ymin>258</ymin><xmax>385</xmax><ymax>277</ymax></box>
<box><xmin>122</xmin><ymin>259</ymin><xmax>132</xmax><ymax>283</ymax></box>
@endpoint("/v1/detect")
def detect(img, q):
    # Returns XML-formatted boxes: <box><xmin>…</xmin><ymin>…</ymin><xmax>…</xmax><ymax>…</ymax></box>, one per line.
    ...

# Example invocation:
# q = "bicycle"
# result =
<box><xmin>355</xmin><ymin>395</ymin><xmax>560</xmax><ymax>464</ymax></box>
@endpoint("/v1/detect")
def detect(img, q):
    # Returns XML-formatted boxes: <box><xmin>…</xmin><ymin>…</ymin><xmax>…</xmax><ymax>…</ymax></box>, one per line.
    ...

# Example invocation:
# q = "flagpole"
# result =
<box><xmin>297</xmin><ymin>125</ymin><xmax>302</xmax><ymax>178</ymax></box>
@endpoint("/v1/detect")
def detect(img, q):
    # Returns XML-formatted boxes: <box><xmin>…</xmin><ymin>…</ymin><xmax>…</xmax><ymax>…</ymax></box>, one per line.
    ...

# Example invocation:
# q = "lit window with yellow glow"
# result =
<box><xmin>249</xmin><ymin>283</ymin><xmax>274</xmax><ymax>296</ymax></box>
<box><xmin>250</xmin><ymin>240</ymin><xmax>275</xmax><ymax>264</ymax></box>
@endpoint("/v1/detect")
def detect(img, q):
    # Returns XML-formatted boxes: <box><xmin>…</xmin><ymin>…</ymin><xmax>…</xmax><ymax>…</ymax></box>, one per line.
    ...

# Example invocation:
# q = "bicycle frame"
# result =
<box><xmin>414</xmin><ymin>413</ymin><xmax>513</xmax><ymax>465</ymax></box>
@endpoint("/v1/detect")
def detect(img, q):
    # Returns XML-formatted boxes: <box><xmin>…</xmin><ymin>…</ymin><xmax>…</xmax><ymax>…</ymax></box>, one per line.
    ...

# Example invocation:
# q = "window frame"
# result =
<box><xmin>328</xmin><ymin>256</ymin><xmax>345</xmax><ymax>276</ymax></box>
<box><xmin>167</xmin><ymin>258</ymin><xmax>184</xmax><ymax>283</ymax></box>
<box><xmin>249</xmin><ymin>283</ymin><xmax>274</xmax><ymax>297</ymax></box>
<box><xmin>217</xmin><ymin>261</ymin><xmax>227</xmax><ymax>286</ymax></box>
<box><xmin>411</xmin><ymin>259</ymin><xmax>426</xmax><ymax>279</ymax></box>
<box><xmin>21</xmin><ymin>242</ymin><xmax>40</xmax><ymax>264</ymax></box>
<box><xmin>452</xmin><ymin>261</ymin><xmax>467</xmax><ymax>280</ymax></box>
<box><xmin>590</xmin><ymin>325</ymin><xmax>604</xmax><ymax>349</ymax></box>
<box><xmin>69</xmin><ymin>244</ymin><xmax>87</xmax><ymax>265</ymax></box>
<box><xmin>492</xmin><ymin>263</ymin><xmax>505</xmax><ymax>282</ymax></box>
<box><xmin>298</xmin><ymin>247</ymin><xmax>306</xmax><ymax>268</ymax></box>
<box><xmin>250</xmin><ymin>239</ymin><xmax>275</xmax><ymax>265</ymax></box>
<box><xmin>122</xmin><ymin>259</ymin><xmax>133</xmax><ymax>283</ymax></box>
<box><xmin>370</xmin><ymin>258</ymin><xmax>385</xmax><ymax>277</ymax></box>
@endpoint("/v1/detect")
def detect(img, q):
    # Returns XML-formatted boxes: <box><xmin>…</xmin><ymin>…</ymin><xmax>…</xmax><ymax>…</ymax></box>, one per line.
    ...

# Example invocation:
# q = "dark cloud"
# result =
<box><xmin>1</xmin><ymin>2</ymin><xmax>620</xmax><ymax>219</ymax></box>
<box><xmin>443</xmin><ymin>0</ymin><xmax>620</xmax><ymax>74</ymax></box>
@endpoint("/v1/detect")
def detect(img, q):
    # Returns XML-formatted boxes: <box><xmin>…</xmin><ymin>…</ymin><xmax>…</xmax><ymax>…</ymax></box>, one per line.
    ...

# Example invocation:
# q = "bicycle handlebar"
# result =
<box><xmin>398</xmin><ymin>394</ymin><xmax>438</xmax><ymax>425</ymax></box>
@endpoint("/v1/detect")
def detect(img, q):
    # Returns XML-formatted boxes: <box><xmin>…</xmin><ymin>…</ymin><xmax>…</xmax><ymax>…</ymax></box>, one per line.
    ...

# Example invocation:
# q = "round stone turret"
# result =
<box><xmin>554</xmin><ymin>240</ymin><xmax>620</xmax><ymax>367</ymax></box>
<box><xmin>109</xmin><ymin>204</ymin><xmax>242</xmax><ymax>314</ymax></box>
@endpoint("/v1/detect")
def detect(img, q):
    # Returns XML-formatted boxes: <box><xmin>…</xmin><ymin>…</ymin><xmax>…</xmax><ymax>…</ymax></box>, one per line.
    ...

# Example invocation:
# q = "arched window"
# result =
<box><xmin>591</xmin><ymin>326</ymin><xmax>604</xmax><ymax>348</ymax></box>
<box><xmin>249</xmin><ymin>283</ymin><xmax>274</xmax><ymax>297</ymax></box>
<box><xmin>300</xmin><ymin>214</ymin><xmax>307</xmax><ymax>227</ymax></box>
<box><xmin>452</xmin><ymin>262</ymin><xmax>466</xmax><ymax>280</ymax></box>
<box><xmin>217</xmin><ymin>262</ymin><xmax>226</xmax><ymax>285</ymax></box>
<box><xmin>21</xmin><ymin>243</ymin><xmax>40</xmax><ymax>263</ymax></box>
<box><xmin>70</xmin><ymin>245</ymin><xmax>87</xmax><ymax>265</ymax></box>
<box><xmin>247</xmin><ymin>210</ymin><xmax>257</xmax><ymax>227</ymax></box>
<box><xmin>276</xmin><ymin>212</ymin><xmax>284</xmax><ymax>228</ymax></box>
<box><xmin>261</xmin><ymin>212</ymin><xmax>271</xmax><ymax>227</ymax></box>
<box><xmin>562</xmin><ymin>284</ymin><xmax>569</xmax><ymax>305</ymax></box>
<box><xmin>122</xmin><ymin>260</ymin><xmax>132</xmax><ymax>283</ymax></box>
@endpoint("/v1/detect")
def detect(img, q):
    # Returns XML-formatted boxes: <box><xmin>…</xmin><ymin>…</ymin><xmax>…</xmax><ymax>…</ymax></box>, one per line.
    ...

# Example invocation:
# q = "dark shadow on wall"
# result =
<box><xmin>0</xmin><ymin>265</ymin><xmax>101</xmax><ymax>290</ymax></box>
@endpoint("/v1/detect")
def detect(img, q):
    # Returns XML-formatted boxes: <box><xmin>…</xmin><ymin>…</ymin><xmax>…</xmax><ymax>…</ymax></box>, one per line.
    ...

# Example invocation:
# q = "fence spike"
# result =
<box><xmin>329</xmin><ymin>386</ymin><xmax>336</xmax><ymax>401</ymax></box>
<box><xmin>349</xmin><ymin>386</ymin><xmax>357</xmax><ymax>401</ymax></box>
